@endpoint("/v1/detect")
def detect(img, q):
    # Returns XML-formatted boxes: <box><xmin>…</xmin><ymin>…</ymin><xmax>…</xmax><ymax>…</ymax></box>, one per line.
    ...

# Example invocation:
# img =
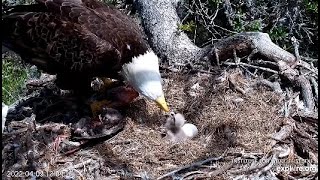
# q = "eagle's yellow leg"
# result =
<box><xmin>99</xmin><ymin>77</ymin><xmax>120</xmax><ymax>92</ymax></box>
<box><xmin>90</xmin><ymin>99</ymin><xmax>112</xmax><ymax>117</ymax></box>
<box><xmin>89</xmin><ymin>78</ymin><xmax>118</xmax><ymax>117</ymax></box>
<box><xmin>101</xmin><ymin>77</ymin><xmax>116</xmax><ymax>87</ymax></box>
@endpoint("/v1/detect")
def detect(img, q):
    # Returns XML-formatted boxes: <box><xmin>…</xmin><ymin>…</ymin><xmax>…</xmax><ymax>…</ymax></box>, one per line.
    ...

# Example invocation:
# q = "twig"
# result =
<box><xmin>156</xmin><ymin>156</ymin><xmax>223</xmax><ymax>180</ymax></box>
<box><xmin>291</xmin><ymin>36</ymin><xmax>301</xmax><ymax>63</ymax></box>
<box><xmin>183</xmin><ymin>162</ymin><xmax>234</xmax><ymax>179</ymax></box>
<box><xmin>254</xmin><ymin>60</ymin><xmax>278</xmax><ymax>67</ymax></box>
<box><xmin>223</xmin><ymin>62</ymin><xmax>279</xmax><ymax>74</ymax></box>
<box><xmin>193</xmin><ymin>15</ymin><xmax>197</xmax><ymax>43</ymax></box>
<box><xmin>181</xmin><ymin>171</ymin><xmax>205</xmax><ymax>179</ymax></box>
<box><xmin>72</xmin><ymin>124</ymin><xmax>124</xmax><ymax>140</ymax></box>
<box><xmin>301</xmin><ymin>56</ymin><xmax>318</xmax><ymax>62</ymax></box>
<box><xmin>292</xmin><ymin>114</ymin><xmax>318</xmax><ymax>124</ymax></box>
<box><xmin>227</xmin><ymin>152</ymin><xmax>264</xmax><ymax>158</ymax></box>
<box><xmin>160</xmin><ymin>65</ymin><xmax>180</xmax><ymax>73</ymax></box>
<box><xmin>242</xmin><ymin>66</ymin><xmax>258</xmax><ymax>78</ymax></box>
<box><xmin>288</xmin><ymin>174</ymin><xmax>298</xmax><ymax>180</ymax></box>
<box><xmin>233</xmin><ymin>49</ymin><xmax>240</xmax><ymax>64</ymax></box>
<box><xmin>294</xmin><ymin>124</ymin><xmax>314</xmax><ymax>139</ymax></box>
<box><xmin>298</xmin><ymin>60</ymin><xmax>318</xmax><ymax>76</ymax></box>
<box><xmin>214</xmin><ymin>47</ymin><xmax>220</xmax><ymax>67</ymax></box>
<box><xmin>254</xmin><ymin>153</ymin><xmax>278</xmax><ymax>177</ymax></box>
<box><xmin>309</xmin><ymin>77</ymin><xmax>318</xmax><ymax>102</ymax></box>
<box><xmin>207</xmin><ymin>162</ymin><xmax>234</xmax><ymax>177</ymax></box>
<box><xmin>229</xmin><ymin>153</ymin><xmax>278</xmax><ymax>175</ymax></box>
<box><xmin>60</xmin><ymin>159</ymin><xmax>93</xmax><ymax>172</ymax></box>
<box><xmin>2</xmin><ymin>128</ymin><xmax>29</xmax><ymax>136</ymax></box>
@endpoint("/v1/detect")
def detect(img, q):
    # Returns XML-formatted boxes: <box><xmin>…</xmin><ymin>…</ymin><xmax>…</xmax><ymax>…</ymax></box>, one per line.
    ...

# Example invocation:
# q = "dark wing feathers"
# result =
<box><xmin>2</xmin><ymin>0</ymin><xmax>148</xmax><ymax>76</ymax></box>
<box><xmin>40</xmin><ymin>0</ymin><xmax>148</xmax><ymax>53</ymax></box>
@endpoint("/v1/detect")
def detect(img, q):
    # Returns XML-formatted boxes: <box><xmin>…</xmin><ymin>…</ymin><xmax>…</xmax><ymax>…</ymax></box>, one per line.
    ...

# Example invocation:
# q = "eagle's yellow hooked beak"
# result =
<box><xmin>155</xmin><ymin>95</ymin><xmax>170</xmax><ymax>112</ymax></box>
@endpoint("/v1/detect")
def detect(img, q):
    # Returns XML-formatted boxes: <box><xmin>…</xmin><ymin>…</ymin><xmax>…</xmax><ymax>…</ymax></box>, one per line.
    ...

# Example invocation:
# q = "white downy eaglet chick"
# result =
<box><xmin>165</xmin><ymin>112</ymin><xmax>198</xmax><ymax>142</ymax></box>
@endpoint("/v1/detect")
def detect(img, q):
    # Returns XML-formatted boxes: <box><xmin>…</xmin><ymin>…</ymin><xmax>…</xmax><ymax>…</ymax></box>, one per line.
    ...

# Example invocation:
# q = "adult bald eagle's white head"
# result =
<box><xmin>122</xmin><ymin>50</ymin><xmax>169</xmax><ymax>112</ymax></box>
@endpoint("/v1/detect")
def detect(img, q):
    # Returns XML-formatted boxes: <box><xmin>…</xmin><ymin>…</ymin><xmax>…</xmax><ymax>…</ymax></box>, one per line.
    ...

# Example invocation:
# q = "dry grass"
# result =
<box><xmin>2</xmin><ymin>71</ymin><xmax>288</xmax><ymax>179</ymax></box>
<box><xmin>105</xmin><ymin>71</ymin><xmax>283</xmax><ymax>178</ymax></box>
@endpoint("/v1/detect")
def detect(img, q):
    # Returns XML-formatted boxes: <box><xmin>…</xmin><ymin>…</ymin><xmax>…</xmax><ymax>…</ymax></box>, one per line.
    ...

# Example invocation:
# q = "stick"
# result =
<box><xmin>229</xmin><ymin>153</ymin><xmax>277</xmax><ymax>175</ymax></box>
<box><xmin>254</xmin><ymin>60</ymin><xmax>278</xmax><ymax>67</ymax></box>
<box><xmin>57</xmin><ymin>159</ymin><xmax>93</xmax><ymax>176</ymax></box>
<box><xmin>309</xmin><ymin>77</ymin><xmax>318</xmax><ymax>101</ymax></box>
<box><xmin>301</xmin><ymin>56</ymin><xmax>318</xmax><ymax>62</ymax></box>
<box><xmin>223</xmin><ymin>62</ymin><xmax>279</xmax><ymax>74</ymax></box>
<box><xmin>157</xmin><ymin>156</ymin><xmax>223</xmax><ymax>180</ymax></box>
<box><xmin>291</xmin><ymin>36</ymin><xmax>301</xmax><ymax>63</ymax></box>
<box><xmin>254</xmin><ymin>153</ymin><xmax>278</xmax><ymax>177</ymax></box>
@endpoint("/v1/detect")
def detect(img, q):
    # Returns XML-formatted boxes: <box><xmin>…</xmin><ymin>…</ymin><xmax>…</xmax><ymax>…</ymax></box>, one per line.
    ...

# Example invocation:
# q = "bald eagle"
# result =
<box><xmin>2</xmin><ymin>0</ymin><xmax>169</xmax><ymax>112</ymax></box>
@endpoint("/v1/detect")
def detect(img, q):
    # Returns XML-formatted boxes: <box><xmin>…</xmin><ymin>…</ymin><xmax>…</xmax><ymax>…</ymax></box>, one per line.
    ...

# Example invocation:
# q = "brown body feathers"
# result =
<box><xmin>2</xmin><ymin>0</ymin><xmax>149</xmax><ymax>90</ymax></box>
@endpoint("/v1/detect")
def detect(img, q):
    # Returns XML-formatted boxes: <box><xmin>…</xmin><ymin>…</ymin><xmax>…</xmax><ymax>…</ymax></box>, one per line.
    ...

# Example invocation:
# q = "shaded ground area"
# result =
<box><xmin>2</xmin><ymin>70</ymin><xmax>318</xmax><ymax>179</ymax></box>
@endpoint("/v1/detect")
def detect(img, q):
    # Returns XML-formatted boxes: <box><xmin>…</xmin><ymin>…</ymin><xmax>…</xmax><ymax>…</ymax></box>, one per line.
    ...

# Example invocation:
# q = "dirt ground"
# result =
<box><xmin>2</xmin><ymin>70</ymin><xmax>318</xmax><ymax>179</ymax></box>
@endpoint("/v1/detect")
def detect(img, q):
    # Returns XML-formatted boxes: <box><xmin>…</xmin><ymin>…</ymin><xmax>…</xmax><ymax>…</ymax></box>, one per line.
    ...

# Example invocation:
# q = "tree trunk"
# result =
<box><xmin>134</xmin><ymin>0</ymin><xmax>317</xmax><ymax>114</ymax></box>
<box><xmin>134</xmin><ymin>0</ymin><xmax>202</xmax><ymax>65</ymax></box>
<box><xmin>134</xmin><ymin>0</ymin><xmax>297</xmax><ymax>66</ymax></box>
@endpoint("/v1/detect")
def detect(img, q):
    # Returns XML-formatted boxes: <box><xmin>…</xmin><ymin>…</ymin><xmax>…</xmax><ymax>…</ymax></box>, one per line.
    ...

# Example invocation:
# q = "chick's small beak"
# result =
<box><xmin>155</xmin><ymin>95</ymin><xmax>170</xmax><ymax>112</ymax></box>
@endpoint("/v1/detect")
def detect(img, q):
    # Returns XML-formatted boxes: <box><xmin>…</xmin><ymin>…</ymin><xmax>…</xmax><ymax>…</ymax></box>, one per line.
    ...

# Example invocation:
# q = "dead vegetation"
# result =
<box><xmin>2</xmin><ymin>68</ymin><xmax>318</xmax><ymax>179</ymax></box>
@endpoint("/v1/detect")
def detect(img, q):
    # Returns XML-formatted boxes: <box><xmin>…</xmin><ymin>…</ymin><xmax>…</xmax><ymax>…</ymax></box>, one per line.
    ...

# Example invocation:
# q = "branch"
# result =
<box><xmin>205</xmin><ymin>32</ymin><xmax>297</xmax><ymax>66</ymax></box>
<box><xmin>294</xmin><ymin>75</ymin><xmax>315</xmax><ymax>113</ymax></box>
<box><xmin>223</xmin><ymin>62</ymin><xmax>279</xmax><ymax>74</ymax></box>
<box><xmin>157</xmin><ymin>156</ymin><xmax>223</xmax><ymax>180</ymax></box>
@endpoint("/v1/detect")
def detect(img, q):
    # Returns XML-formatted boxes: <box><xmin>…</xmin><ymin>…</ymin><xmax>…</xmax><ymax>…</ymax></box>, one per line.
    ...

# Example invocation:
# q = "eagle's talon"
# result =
<box><xmin>91</xmin><ymin>77</ymin><xmax>104</xmax><ymax>92</ymax></box>
<box><xmin>91</xmin><ymin>77</ymin><xmax>123</xmax><ymax>93</ymax></box>
<box><xmin>89</xmin><ymin>100</ymin><xmax>112</xmax><ymax>117</ymax></box>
